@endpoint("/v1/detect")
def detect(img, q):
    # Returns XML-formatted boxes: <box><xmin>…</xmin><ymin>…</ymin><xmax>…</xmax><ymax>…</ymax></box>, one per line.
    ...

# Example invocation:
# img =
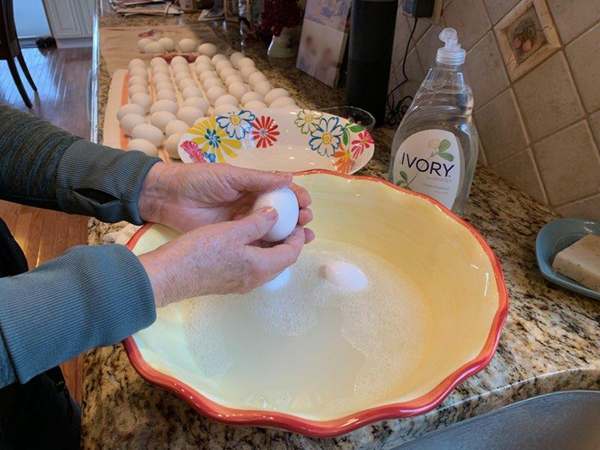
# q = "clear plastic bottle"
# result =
<box><xmin>388</xmin><ymin>28</ymin><xmax>478</xmax><ymax>215</ymax></box>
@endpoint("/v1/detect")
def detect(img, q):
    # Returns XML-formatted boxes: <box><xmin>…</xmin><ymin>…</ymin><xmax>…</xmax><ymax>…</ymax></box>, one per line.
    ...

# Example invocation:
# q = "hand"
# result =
<box><xmin>138</xmin><ymin>163</ymin><xmax>313</xmax><ymax>233</ymax></box>
<box><xmin>138</xmin><ymin>207</ymin><xmax>306</xmax><ymax>308</ymax></box>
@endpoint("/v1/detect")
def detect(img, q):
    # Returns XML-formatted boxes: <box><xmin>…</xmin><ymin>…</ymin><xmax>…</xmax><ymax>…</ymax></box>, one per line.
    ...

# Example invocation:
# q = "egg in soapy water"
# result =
<box><xmin>323</xmin><ymin>261</ymin><xmax>368</xmax><ymax>291</ymax></box>
<box><xmin>252</xmin><ymin>188</ymin><xmax>299</xmax><ymax>242</ymax></box>
<box><xmin>126</xmin><ymin>138</ymin><xmax>158</xmax><ymax>157</ymax></box>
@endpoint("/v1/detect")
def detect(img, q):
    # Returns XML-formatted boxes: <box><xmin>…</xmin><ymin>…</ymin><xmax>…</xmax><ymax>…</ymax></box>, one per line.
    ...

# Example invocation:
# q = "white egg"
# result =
<box><xmin>156</xmin><ymin>89</ymin><xmax>177</xmax><ymax>102</ymax></box>
<box><xmin>264</xmin><ymin>88</ymin><xmax>290</xmax><ymax>106</ymax></box>
<box><xmin>283</xmin><ymin>103</ymin><xmax>301</xmax><ymax>111</ymax></box>
<box><xmin>165</xmin><ymin>120</ymin><xmax>190</xmax><ymax>136</ymax></box>
<box><xmin>132</xmin><ymin>123</ymin><xmax>164</xmax><ymax>147</ymax></box>
<box><xmin>177</xmin><ymin>106</ymin><xmax>203</xmax><ymax>126</ymax></box>
<box><xmin>151</xmin><ymin>57</ymin><xmax>167</xmax><ymax>68</ymax></box>
<box><xmin>215</xmin><ymin>59</ymin><xmax>233</xmax><ymax>73</ymax></box>
<box><xmin>214</xmin><ymin>94</ymin><xmax>239</xmax><ymax>107</ymax></box>
<box><xmin>128</xmin><ymin>58</ymin><xmax>146</xmax><ymax>70</ymax></box>
<box><xmin>244</xmin><ymin>100</ymin><xmax>267</xmax><ymax>110</ymax></box>
<box><xmin>158</xmin><ymin>37</ymin><xmax>175</xmax><ymax>52</ymax></box>
<box><xmin>179</xmin><ymin>38</ymin><xmax>197</xmax><ymax>53</ymax></box>
<box><xmin>172</xmin><ymin>64</ymin><xmax>190</xmax><ymax>75</ymax></box>
<box><xmin>251</xmin><ymin>188</ymin><xmax>299</xmax><ymax>242</ymax></box>
<box><xmin>150</xmin><ymin>99</ymin><xmax>178</xmax><ymax>115</ymax></box>
<box><xmin>199</xmin><ymin>71</ymin><xmax>219</xmax><ymax>83</ymax></box>
<box><xmin>198</xmin><ymin>43</ymin><xmax>217</xmax><ymax>57</ymax></box>
<box><xmin>260</xmin><ymin>267</ymin><xmax>291</xmax><ymax>291</ymax></box>
<box><xmin>152</xmin><ymin>73</ymin><xmax>171</xmax><ymax>86</ymax></box>
<box><xmin>151</xmin><ymin>111</ymin><xmax>177</xmax><ymax>132</ymax></box>
<box><xmin>120</xmin><ymin>113</ymin><xmax>147</xmax><ymax>136</ymax></box>
<box><xmin>219</xmin><ymin>67</ymin><xmax>238</xmax><ymax>81</ymax></box>
<box><xmin>212</xmin><ymin>53</ymin><xmax>227</xmax><ymax>64</ymax></box>
<box><xmin>248</xmin><ymin>71</ymin><xmax>267</xmax><ymax>89</ymax></box>
<box><xmin>323</xmin><ymin>261</ymin><xmax>368</xmax><ymax>291</ymax></box>
<box><xmin>195</xmin><ymin>64</ymin><xmax>213</xmax><ymax>76</ymax></box>
<box><xmin>178</xmin><ymin>78</ymin><xmax>197</xmax><ymax>91</ymax></box>
<box><xmin>224</xmin><ymin>74</ymin><xmax>243</xmax><ymax>88</ymax></box>
<box><xmin>182</xmin><ymin>86</ymin><xmax>203</xmax><ymax>100</ymax></box>
<box><xmin>240</xmin><ymin>91</ymin><xmax>264</xmax><ymax>106</ymax></box>
<box><xmin>194</xmin><ymin>116</ymin><xmax>208</xmax><ymax>125</ymax></box>
<box><xmin>144</xmin><ymin>41</ymin><xmax>165</xmax><ymax>54</ymax></box>
<box><xmin>128</xmin><ymin>85</ymin><xmax>148</xmax><ymax>99</ymax></box>
<box><xmin>240</xmin><ymin>65</ymin><xmax>258</xmax><ymax>81</ymax></box>
<box><xmin>126</xmin><ymin>138</ymin><xmax>158</xmax><ymax>157</ymax></box>
<box><xmin>229</xmin><ymin>51</ymin><xmax>244</xmax><ymax>68</ymax></box>
<box><xmin>155</xmin><ymin>82</ymin><xmax>174</xmax><ymax>92</ymax></box>
<box><xmin>117</xmin><ymin>103</ymin><xmax>145</xmax><ymax>121</ymax></box>
<box><xmin>175</xmin><ymin>72</ymin><xmax>192</xmax><ymax>84</ymax></box>
<box><xmin>254</xmin><ymin>80</ymin><xmax>272</xmax><ymax>96</ymax></box>
<box><xmin>228</xmin><ymin>82</ymin><xmax>248</xmax><ymax>100</ymax></box>
<box><xmin>213</xmin><ymin>104</ymin><xmax>238</xmax><ymax>115</ymax></box>
<box><xmin>203</xmin><ymin>78</ymin><xmax>223</xmax><ymax>90</ymax></box>
<box><xmin>171</xmin><ymin>55</ymin><xmax>188</xmax><ymax>66</ymax></box>
<box><xmin>131</xmin><ymin>92</ymin><xmax>152</xmax><ymax>112</ymax></box>
<box><xmin>152</xmin><ymin>66</ymin><xmax>169</xmax><ymax>77</ymax></box>
<box><xmin>138</xmin><ymin>38</ymin><xmax>153</xmax><ymax>52</ymax></box>
<box><xmin>165</xmin><ymin>132</ymin><xmax>184</xmax><ymax>159</ymax></box>
<box><xmin>238</xmin><ymin>57</ymin><xmax>255</xmax><ymax>67</ymax></box>
<box><xmin>270</xmin><ymin>96</ymin><xmax>296</xmax><ymax>108</ymax></box>
<box><xmin>129</xmin><ymin>67</ymin><xmax>148</xmax><ymax>80</ymax></box>
<box><xmin>206</xmin><ymin>86</ymin><xmax>226</xmax><ymax>104</ymax></box>
<box><xmin>195</xmin><ymin>55</ymin><xmax>212</xmax><ymax>66</ymax></box>
<box><xmin>128</xmin><ymin>75</ymin><xmax>148</xmax><ymax>88</ymax></box>
<box><xmin>183</xmin><ymin>97</ymin><xmax>209</xmax><ymax>113</ymax></box>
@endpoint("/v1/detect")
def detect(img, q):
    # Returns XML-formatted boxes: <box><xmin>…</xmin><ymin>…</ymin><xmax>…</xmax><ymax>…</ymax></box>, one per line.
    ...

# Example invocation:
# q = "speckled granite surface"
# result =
<box><xmin>82</xmin><ymin>4</ymin><xmax>600</xmax><ymax>449</ymax></box>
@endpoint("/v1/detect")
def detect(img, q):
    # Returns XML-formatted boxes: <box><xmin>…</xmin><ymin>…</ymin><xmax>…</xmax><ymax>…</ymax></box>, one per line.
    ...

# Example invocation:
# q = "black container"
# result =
<box><xmin>346</xmin><ymin>0</ymin><xmax>398</xmax><ymax>126</ymax></box>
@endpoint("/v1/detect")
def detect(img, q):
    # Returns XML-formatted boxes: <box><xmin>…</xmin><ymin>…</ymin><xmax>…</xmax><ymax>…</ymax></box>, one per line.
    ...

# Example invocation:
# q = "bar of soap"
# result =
<box><xmin>552</xmin><ymin>234</ymin><xmax>600</xmax><ymax>292</ymax></box>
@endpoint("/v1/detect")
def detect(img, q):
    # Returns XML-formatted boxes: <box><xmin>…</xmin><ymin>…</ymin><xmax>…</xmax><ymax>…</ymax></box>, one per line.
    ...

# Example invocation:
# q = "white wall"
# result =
<box><xmin>14</xmin><ymin>0</ymin><xmax>51</xmax><ymax>38</ymax></box>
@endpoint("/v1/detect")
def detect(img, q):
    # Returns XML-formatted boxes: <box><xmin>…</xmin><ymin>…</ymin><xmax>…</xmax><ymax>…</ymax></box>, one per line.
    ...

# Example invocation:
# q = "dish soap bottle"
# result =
<box><xmin>389</xmin><ymin>28</ymin><xmax>478</xmax><ymax>215</ymax></box>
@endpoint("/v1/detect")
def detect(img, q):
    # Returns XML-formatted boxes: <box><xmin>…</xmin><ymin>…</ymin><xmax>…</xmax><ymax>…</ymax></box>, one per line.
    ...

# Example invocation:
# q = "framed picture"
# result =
<box><xmin>296</xmin><ymin>0</ymin><xmax>351</xmax><ymax>87</ymax></box>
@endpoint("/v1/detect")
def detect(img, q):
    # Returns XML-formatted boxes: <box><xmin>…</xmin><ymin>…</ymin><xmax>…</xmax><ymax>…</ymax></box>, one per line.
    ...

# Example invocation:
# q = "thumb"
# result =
<box><xmin>231</xmin><ymin>207</ymin><xmax>278</xmax><ymax>244</ymax></box>
<box><xmin>228</xmin><ymin>167</ymin><xmax>292</xmax><ymax>193</ymax></box>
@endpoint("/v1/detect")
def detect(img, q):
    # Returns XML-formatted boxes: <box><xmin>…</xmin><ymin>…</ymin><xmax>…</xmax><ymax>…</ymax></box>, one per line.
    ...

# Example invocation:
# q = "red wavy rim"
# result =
<box><xmin>123</xmin><ymin>169</ymin><xmax>509</xmax><ymax>437</ymax></box>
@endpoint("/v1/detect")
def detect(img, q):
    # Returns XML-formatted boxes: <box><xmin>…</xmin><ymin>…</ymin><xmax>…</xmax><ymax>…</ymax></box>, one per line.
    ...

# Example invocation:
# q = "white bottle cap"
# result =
<box><xmin>436</xmin><ymin>28</ymin><xmax>466</xmax><ymax>65</ymax></box>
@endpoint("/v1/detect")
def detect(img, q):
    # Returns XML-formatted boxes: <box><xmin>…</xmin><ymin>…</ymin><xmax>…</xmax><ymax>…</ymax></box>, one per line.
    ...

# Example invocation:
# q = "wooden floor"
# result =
<box><xmin>0</xmin><ymin>46</ymin><xmax>92</xmax><ymax>402</ymax></box>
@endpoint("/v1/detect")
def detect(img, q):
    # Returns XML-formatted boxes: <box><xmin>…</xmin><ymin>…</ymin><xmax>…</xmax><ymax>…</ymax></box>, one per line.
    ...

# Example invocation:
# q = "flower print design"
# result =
<box><xmin>333</xmin><ymin>144</ymin><xmax>352</xmax><ymax>174</ymax></box>
<box><xmin>308</xmin><ymin>116</ymin><xmax>343</xmax><ymax>157</ymax></box>
<box><xmin>350</xmin><ymin>131</ymin><xmax>374</xmax><ymax>159</ymax></box>
<box><xmin>216</xmin><ymin>110</ymin><xmax>255</xmax><ymax>140</ymax></box>
<box><xmin>294</xmin><ymin>109</ymin><xmax>322</xmax><ymax>134</ymax></box>
<box><xmin>188</xmin><ymin>116</ymin><xmax>242</xmax><ymax>163</ymax></box>
<box><xmin>180</xmin><ymin>140</ymin><xmax>206</xmax><ymax>163</ymax></box>
<box><xmin>251</xmin><ymin>116</ymin><xmax>280</xmax><ymax>148</ymax></box>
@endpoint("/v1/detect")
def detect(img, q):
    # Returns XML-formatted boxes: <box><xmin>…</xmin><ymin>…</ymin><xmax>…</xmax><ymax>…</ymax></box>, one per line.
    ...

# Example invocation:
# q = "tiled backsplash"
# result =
<box><xmin>389</xmin><ymin>0</ymin><xmax>600</xmax><ymax>221</ymax></box>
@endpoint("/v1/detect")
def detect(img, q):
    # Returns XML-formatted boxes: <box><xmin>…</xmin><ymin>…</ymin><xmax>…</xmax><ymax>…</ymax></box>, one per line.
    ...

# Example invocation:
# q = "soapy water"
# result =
<box><xmin>183</xmin><ymin>239</ymin><xmax>431</xmax><ymax>417</ymax></box>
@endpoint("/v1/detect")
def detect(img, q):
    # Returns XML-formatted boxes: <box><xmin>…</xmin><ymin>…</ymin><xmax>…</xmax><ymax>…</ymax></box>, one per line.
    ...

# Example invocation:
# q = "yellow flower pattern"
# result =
<box><xmin>188</xmin><ymin>117</ymin><xmax>242</xmax><ymax>163</ymax></box>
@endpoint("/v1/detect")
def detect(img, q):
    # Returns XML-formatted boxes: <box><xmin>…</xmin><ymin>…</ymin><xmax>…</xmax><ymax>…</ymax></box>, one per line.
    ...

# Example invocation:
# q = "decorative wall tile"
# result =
<box><xmin>391</xmin><ymin>9</ymin><xmax>413</xmax><ymax>72</ymax></box>
<box><xmin>415</xmin><ymin>21</ymin><xmax>446</xmax><ymax>74</ymax></box>
<box><xmin>388</xmin><ymin>49</ymin><xmax>424</xmax><ymax>111</ymax></box>
<box><xmin>465</xmin><ymin>31</ymin><xmax>510</xmax><ymax>108</ymax></box>
<box><xmin>589</xmin><ymin>109</ymin><xmax>600</xmax><ymax>149</ymax></box>
<box><xmin>474</xmin><ymin>89</ymin><xmax>528</xmax><ymax>165</ymax></box>
<box><xmin>484</xmin><ymin>0</ymin><xmax>520</xmax><ymax>24</ymax></box>
<box><xmin>494</xmin><ymin>0</ymin><xmax>560</xmax><ymax>81</ymax></box>
<box><xmin>547</xmin><ymin>0</ymin><xmax>600</xmax><ymax>44</ymax></box>
<box><xmin>565</xmin><ymin>23</ymin><xmax>600</xmax><ymax>113</ymax></box>
<box><xmin>493</xmin><ymin>149</ymin><xmax>546</xmax><ymax>203</ymax></box>
<box><xmin>514</xmin><ymin>52</ymin><xmax>584</xmax><ymax>141</ymax></box>
<box><xmin>443</xmin><ymin>0</ymin><xmax>491</xmax><ymax>50</ymax></box>
<box><xmin>556</xmin><ymin>194</ymin><xmax>600</xmax><ymax>221</ymax></box>
<box><xmin>532</xmin><ymin>121</ymin><xmax>600</xmax><ymax>205</ymax></box>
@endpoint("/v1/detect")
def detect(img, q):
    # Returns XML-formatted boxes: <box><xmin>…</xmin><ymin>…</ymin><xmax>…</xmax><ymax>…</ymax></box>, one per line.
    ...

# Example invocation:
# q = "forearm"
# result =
<box><xmin>0</xmin><ymin>104</ymin><xmax>161</xmax><ymax>224</ymax></box>
<box><xmin>0</xmin><ymin>245</ymin><xmax>156</xmax><ymax>387</ymax></box>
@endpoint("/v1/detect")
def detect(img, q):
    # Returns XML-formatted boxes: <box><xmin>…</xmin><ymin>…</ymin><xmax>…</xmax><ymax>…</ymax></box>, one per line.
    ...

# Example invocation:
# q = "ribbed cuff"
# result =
<box><xmin>56</xmin><ymin>140</ymin><xmax>161</xmax><ymax>224</ymax></box>
<box><xmin>0</xmin><ymin>245</ymin><xmax>156</xmax><ymax>384</ymax></box>
<box><xmin>0</xmin><ymin>335</ymin><xmax>15</xmax><ymax>387</ymax></box>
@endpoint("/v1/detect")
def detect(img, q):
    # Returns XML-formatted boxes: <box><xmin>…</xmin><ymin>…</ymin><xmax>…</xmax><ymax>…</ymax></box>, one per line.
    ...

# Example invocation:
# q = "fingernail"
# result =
<box><xmin>261</xmin><ymin>207</ymin><xmax>277</xmax><ymax>219</ymax></box>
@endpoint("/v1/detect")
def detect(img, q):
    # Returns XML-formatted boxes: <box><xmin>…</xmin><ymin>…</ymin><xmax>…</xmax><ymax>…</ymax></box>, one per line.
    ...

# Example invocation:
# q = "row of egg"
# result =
<box><xmin>138</xmin><ymin>36</ymin><xmax>219</xmax><ymax>57</ymax></box>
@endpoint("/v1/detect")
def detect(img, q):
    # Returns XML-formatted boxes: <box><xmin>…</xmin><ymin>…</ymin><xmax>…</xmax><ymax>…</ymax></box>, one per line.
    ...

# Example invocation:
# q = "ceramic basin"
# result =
<box><xmin>123</xmin><ymin>170</ymin><xmax>508</xmax><ymax>437</ymax></box>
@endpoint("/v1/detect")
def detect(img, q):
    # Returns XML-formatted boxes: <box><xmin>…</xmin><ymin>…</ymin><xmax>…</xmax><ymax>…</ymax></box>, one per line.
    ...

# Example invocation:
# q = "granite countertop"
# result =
<box><xmin>82</xmin><ymin>3</ymin><xmax>600</xmax><ymax>449</ymax></box>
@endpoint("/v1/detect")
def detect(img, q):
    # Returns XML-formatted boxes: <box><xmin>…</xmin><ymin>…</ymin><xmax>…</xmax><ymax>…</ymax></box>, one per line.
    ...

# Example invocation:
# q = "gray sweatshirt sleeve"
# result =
<box><xmin>0</xmin><ymin>244</ymin><xmax>156</xmax><ymax>387</ymax></box>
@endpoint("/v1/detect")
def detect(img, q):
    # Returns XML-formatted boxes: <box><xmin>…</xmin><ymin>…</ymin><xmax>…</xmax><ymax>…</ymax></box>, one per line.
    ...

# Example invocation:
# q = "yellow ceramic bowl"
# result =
<box><xmin>124</xmin><ymin>170</ymin><xmax>508</xmax><ymax>437</ymax></box>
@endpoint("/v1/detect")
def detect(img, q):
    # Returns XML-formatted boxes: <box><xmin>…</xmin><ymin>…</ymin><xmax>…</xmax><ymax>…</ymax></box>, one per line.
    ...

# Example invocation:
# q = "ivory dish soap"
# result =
<box><xmin>389</xmin><ymin>28</ymin><xmax>478</xmax><ymax>215</ymax></box>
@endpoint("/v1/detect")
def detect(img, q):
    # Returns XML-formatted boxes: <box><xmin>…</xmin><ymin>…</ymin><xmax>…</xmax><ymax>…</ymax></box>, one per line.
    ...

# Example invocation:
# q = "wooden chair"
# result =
<box><xmin>0</xmin><ymin>0</ymin><xmax>37</xmax><ymax>108</ymax></box>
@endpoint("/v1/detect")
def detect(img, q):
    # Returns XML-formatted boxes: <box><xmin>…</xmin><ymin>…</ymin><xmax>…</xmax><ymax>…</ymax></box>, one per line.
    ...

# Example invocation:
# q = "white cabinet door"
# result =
<box><xmin>78</xmin><ymin>0</ymin><xmax>95</xmax><ymax>36</ymax></box>
<box><xmin>43</xmin><ymin>0</ymin><xmax>84</xmax><ymax>38</ymax></box>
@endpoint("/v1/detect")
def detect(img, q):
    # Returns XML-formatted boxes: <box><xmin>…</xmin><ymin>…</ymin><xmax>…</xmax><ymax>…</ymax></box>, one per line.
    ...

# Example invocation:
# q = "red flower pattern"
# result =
<box><xmin>180</xmin><ymin>140</ymin><xmax>206</xmax><ymax>163</ymax></box>
<box><xmin>350</xmin><ymin>131</ymin><xmax>374</xmax><ymax>159</ymax></box>
<box><xmin>251</xmin><ymin>116</ymin><xmax>280</xmax><ymax>148</ymax></box>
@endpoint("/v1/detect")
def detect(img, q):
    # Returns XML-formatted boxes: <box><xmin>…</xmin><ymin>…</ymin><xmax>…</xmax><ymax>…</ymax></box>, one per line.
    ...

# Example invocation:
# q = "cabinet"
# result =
<box><xmin>43</xmin><ymin>0</ymin><xmax>94</xmax><ymax>47</ymax></box>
